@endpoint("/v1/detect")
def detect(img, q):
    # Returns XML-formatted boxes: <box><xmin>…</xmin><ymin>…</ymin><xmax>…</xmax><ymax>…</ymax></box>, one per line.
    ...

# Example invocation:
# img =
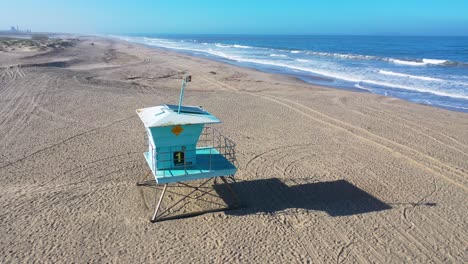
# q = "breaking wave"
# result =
<box><xmin>270</xmin><ymin>54</ymin><xmax>288</xmax><ymax>57</ymax></box>
<box><xmin>389</xmin><ymin>58</ymin><xmax>467</xmax><ymax>67</ymax></box>
<box><xmin>378</xmin><ymin>70</ymin><xmax>443</xmax><ymax>82</ymax></box>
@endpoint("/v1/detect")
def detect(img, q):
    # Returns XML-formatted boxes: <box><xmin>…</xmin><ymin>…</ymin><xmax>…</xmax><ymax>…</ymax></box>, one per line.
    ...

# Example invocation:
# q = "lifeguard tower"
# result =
<box><xmin>136</xmin><ymin>76</ymin><xmax>239</xmax><ymax>222</ymax></box>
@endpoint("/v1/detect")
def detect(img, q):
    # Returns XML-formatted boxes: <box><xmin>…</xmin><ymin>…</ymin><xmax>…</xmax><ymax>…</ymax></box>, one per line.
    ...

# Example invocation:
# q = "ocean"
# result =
<box><xmin>116</xmin><ymin>34</ymin><xmax>468</xmax><ymax>112</ymax></box>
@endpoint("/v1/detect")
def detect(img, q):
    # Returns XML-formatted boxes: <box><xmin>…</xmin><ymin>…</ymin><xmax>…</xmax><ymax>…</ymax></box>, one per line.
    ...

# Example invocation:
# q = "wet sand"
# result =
<box><xmin>1</xmin><ymin>36</ymin><xmax>467</xmax><ymax>263</ymax></box>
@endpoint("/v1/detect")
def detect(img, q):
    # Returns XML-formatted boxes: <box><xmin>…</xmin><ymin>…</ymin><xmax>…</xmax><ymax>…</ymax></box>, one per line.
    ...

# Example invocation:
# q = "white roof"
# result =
<box><xmin>136</xmin><ymin>104</ymin><xmax>221</xmax><ymax>128</ymax></box>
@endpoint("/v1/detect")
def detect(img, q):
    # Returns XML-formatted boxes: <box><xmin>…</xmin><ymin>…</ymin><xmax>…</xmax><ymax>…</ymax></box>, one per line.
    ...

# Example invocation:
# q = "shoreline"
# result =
<box><xmin>152</xmin><ymin>45</ymin><xmax>374</xmax><ymax>94</ymax></box>
<box><xmin>1</xmin><ymin>36</ymin><xmax>467</xmax><ymax>262</ymax></box>
<box><xmin>115</xmin><ymin>35</ymin><xmax>468</xmax><ymax>113</ymax></box>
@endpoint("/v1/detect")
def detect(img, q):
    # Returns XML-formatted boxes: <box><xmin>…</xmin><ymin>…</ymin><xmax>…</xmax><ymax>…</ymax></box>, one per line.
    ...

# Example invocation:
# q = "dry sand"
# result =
<box><xmin>0</xmin><ymin>36</ymin><xmax>467</xmax><ymax>263</ymax></box>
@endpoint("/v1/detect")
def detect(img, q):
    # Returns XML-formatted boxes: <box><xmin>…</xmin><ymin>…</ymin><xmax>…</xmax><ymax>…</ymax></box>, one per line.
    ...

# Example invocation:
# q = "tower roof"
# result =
<box><xmin>136</xmin><ymin>104</ymin><xmax>221</xmax><ymax>128</ymax></box>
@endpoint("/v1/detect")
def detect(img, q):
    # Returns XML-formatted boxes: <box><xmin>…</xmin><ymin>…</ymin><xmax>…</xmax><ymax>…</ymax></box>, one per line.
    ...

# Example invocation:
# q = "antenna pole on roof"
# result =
<box><xmin>177</xmin><ymin>75</ymin><xmax>191</xmax><ymax>114</ymax></box>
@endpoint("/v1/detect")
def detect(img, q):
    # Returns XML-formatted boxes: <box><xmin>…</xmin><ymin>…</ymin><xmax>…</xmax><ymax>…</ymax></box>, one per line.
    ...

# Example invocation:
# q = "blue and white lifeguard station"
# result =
<box><xmin>136</xmin><ymin>75</ymin><xmax>239</xmax><ymax>222</ymax></box>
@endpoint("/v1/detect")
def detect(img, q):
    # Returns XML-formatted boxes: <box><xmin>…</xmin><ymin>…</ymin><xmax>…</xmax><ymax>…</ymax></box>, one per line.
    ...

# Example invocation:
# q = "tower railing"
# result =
<box><xmin>147</xmin><ymin>126</ymin><xmax>237</xmax><ymax>179</ymax></box>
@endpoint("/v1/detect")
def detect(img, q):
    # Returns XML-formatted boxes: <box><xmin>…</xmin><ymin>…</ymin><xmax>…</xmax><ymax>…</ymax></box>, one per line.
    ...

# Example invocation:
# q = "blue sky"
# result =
<box><xmin>1</xmin><ymin>0</ymin><xmax>468</xmax><ymax>36</ymax></box>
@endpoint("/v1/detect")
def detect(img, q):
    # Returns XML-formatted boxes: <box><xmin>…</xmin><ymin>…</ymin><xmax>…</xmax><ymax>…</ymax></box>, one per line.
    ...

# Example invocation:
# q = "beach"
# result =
<box><xmin>119</xmin><ymin>35</ymin><xmax>468</xmax><ymax>113</ymax></box>
<box><xmin>1</xmin><ymin>36</ymin><xmax>467</xmax><ymax>262</ymax></box>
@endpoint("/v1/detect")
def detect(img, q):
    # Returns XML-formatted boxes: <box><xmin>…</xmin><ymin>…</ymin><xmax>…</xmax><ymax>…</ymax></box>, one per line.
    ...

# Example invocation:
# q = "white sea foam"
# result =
<box><xmin>205</xmin><ymin>49</ymin><xmax>239</xmax><ymax>60</ymax></box>
<box><xmin>232</xmin><ymin>57</ymin><xmax>361</xmax><ymax>83</ymax></box>
<box><xmin>354</xmin><ymin>83</ymin><xmax>371</xmax><ymax>91</ymax></box>
<box><xmin>378</xmin><ymin>70</ymin><xmax>443</xmax><ymax>82</ymax></box>
<box><xmin>389</xmin><ymin>59</ymin><xmax>427</xmax><ymax>66</ymax></box>
<box><xmin>422</xmin><ymin>58</ymin><xmax>449</xmax><ymax>65</ymax></box>
<box><xmin>295</xmin><ymin>59</ymin><xmax>310</xmax><ymax>62</ymax></box>
<box><xmin>295</xmin><ymin>50</ymin><xmax>465</xmax><ymax>67</ymax></box>
<box><xmin>270</xmin><ymin>54</ymin><xmax>288</xmax><ymax>57</ymax></box>
<box><xmin>307</xmin><ymin>51</ymin><xmax>378</xmax><ymax>60</ymax></box>
<box><xmin>215</xmin><ymin>43</ymin><xmax>230</xmax><ymax>48</ymax></box>
<box><xmin>136</xmin><ymin>38</ymin><xmax>241</xmax><ymax>61</ymax></box>
<box><xmin>291</xmin><ymin>50</ymin><xmax>301</xmax><ymax>54</ymax></box>
<box><xmin>233</xmin><ymin>44</ymin><xmax>252</xmax><ymax>49</ymax></box>
<box><xmin>214</xmin><ymin>43</ymin><xmax>253</xmax><ymax>49</ymax></box>
<box><xmin>361</xmin><ymin>80</ymin><xmax>468</xmax><ymax>100</ymax></box>
<box><xmin>301</xmin><ymin>50</ymin><xmax>462</xmax><ymax>67</ymax></box>
<box><xmin>389</xmin><ymin>58</ymin><xmax>459</xmax><ymax>66</ymax></box>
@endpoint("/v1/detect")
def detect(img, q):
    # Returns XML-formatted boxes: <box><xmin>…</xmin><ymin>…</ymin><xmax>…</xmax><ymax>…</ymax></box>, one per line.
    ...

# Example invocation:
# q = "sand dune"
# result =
<box><xmin>0</xmin><ymin>37</ymin><xmax>467</xmax><ymax>263</ymax></box>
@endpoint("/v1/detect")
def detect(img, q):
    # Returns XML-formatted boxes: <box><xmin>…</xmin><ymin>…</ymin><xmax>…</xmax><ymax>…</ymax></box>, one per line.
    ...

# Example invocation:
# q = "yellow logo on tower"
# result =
<box><xmin>171</xmin><ymin>125</ymin><xmax>183</xmax><ymax>136</ymax></box>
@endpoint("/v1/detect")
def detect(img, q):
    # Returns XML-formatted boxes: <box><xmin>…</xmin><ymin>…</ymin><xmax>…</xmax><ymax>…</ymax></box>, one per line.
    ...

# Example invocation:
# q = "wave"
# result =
<box><xmin>134</xmin><ymin>39</ymin><xmax>243</xmax><ymax>61</ymax></box>
<box><xmin>422</xmin><ymin>58</ymin><xmax>448</xmax><ymax>65</ymax></box>
<box><xmin>215</xmin><ymin>43</ymin><xmax>230</xmax><ymax>48</ymax></box>
<box><xmin>378</xmin><ymin>70</ymin><xmax>443</xmax><ymax>82</ymax></box>
<box><xmin>205</xmin><ymin>49</ymin><xmax>239</xmax><ymax>60</ymax></box>
<box><xmin>389</xmin><ymin>59</ymin><xmax>427</xmax><ymax>66</ymax></box>
<box><xmin>307</xmin><ymin>52</ymin><xmax>467</xmax><ymax>67</ymax></box>
<box><xmin>215</xmin><ymin>43</ymin><xmax>253</xmax><ymax>49</ymax></box>
<box><xmin>389</xmin><ymin>58</ymin><xmax>467</xmax><ymax>67</ymax></box>
<box><xmin>289</xmin><ymin>49</ymin><xmax>468</xmax><ymax>67</ymax></box>
<box><xmin>231</xmin><ymin>57</ymin><xmax>362</xmax><ymax>83</ymax></box>
<box><xmin>306</xmin><ymin>51</ymin><xmax>379</xmax><ymax>61</ymax></box>
<box><xmin>295</xmin><ymin>59</ymin><xmax>310</xmax><ymax>62</ymax></box>
<box><xmin>270</xmin><ymin>54</ymin><xmax>288</xmax><ymax>57</ymax></box>
<box><xmin>354</xmin><ymin>83</ymin><xmax>371</xmax><ymax>91</ymax></box>
<box><xmin>233</xmin><ymin>44</ymin><xmax>252</xmax><ymax>49</ymax></box>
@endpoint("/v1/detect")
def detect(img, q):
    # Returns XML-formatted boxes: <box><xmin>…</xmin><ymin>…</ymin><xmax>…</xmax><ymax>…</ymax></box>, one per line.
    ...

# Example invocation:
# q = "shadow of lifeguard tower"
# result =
<box><xmin>136</xmin><ymin>76</ymin><xmax>239</xmax><ymax>222</ymax></box>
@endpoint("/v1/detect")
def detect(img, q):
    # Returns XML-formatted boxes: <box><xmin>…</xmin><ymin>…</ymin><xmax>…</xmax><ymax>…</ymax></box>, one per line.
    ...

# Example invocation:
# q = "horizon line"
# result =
<box><xmin>117</xmin><ymin>32</ymin><xmax>468</xmax><ymax>37</ymax></box>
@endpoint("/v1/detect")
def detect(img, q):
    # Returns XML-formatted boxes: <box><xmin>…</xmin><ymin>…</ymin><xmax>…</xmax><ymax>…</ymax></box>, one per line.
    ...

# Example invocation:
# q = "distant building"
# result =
<box><xmin>0</xmin><ymin>26</ymin><xmax>31</xmax><ymax>35</ymax></box>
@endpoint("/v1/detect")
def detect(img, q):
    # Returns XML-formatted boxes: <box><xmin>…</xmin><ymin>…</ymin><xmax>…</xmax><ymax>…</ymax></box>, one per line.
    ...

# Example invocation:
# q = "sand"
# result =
<box><xmin>0</xmin><ymin>36</ymin><xmax>467</xmax><ymax>263</ymax></box>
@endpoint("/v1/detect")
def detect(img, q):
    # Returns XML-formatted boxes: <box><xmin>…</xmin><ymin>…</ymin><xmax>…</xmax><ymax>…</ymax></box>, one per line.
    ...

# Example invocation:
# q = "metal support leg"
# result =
<box><xmin>220</xmin><ymin>176</ymin><xmax>240</xmax><ymax>207</ymax></box>
<box><xmin>143</xmin><ymin>177</ymin><xmax>240</xmax><ymax>223</ymax></box>
<box><xmin>136</xmin><ymin>171</ymin><xmax>153</xmax><ymax>186</ymax></box>
<box><xmin>151</xmin><ymin>184</ymin><xmax>167</xmax><ymax>222</ymax></box>
<box><xmin>155</xmin><ymin>178</ymin><xmax>213</xmax><ymax>220</ymax></box>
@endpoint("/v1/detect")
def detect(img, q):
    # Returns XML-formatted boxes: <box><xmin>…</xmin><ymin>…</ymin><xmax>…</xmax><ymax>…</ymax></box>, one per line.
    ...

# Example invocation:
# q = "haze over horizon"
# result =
<box><xmin>1</xmin><ymin>0</ymin><xmax>468</xmax><ymax>36</ymax></box>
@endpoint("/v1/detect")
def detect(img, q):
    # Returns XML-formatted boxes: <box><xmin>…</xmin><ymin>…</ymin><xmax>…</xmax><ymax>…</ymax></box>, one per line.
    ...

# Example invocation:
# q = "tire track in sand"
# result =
<box><xmin>0</xmin><ymin>66</ymin><xmax>25</xmax><ymax>95</ymax></box>
<box><xmin>259</xmin><ymin>95</ymin><xmax>468</xmax><ymax>191</ymax></box>
<box><xmin>0</xmin><ymin>115</ymin><xmax>136</xmax><ymax>170</ymax></box>
<box><xmin>368</xmin><ymin>105</ymin><xmax>468</xmax><ymax>149</ymax></box>
<box><xmin>0</xmin><ymin>73</ymin><xmax>49</xmax><ymax>148</ymax></box>
<box><xmin>359</xmin><ymin>106</ymin><xmax>468</xmax><ymax>157</ymax></box>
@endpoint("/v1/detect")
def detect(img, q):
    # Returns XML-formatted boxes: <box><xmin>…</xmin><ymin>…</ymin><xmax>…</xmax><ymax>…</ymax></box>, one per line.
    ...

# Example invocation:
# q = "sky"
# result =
<box><xmin>1</xmin><ymin>0</ymin><xmax>468</xmax><ymax>36</ymax></box>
